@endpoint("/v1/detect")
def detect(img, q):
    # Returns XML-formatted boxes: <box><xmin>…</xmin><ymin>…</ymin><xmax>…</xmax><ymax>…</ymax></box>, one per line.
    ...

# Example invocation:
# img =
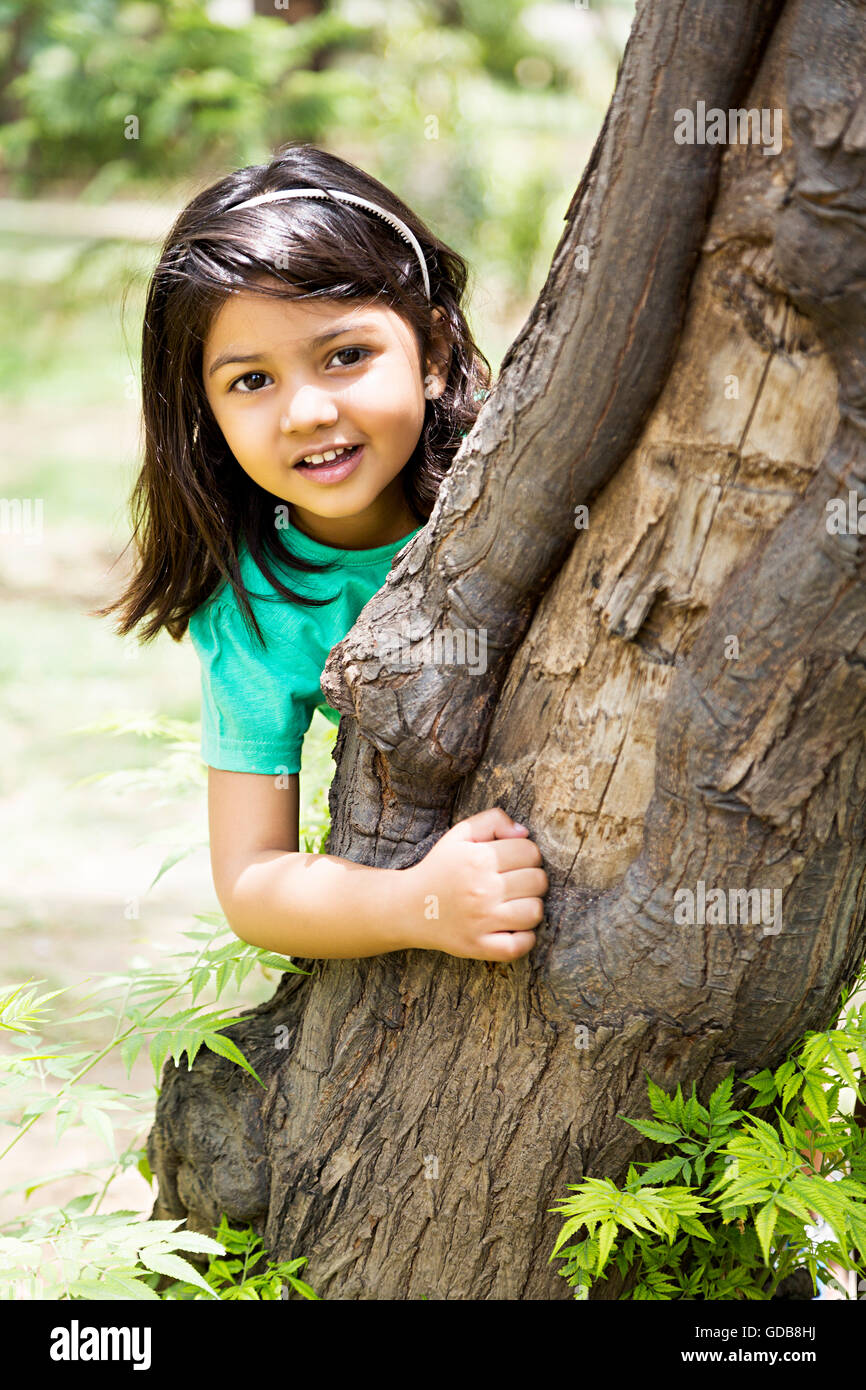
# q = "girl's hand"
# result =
<box><xmin>401</xmin><ymin>808</ymin><xmax>549</xmax><ymax>961</ymax></box>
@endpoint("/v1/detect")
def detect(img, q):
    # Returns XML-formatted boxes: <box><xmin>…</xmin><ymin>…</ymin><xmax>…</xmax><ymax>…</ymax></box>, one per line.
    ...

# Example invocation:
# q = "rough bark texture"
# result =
<box><xmin>148</xmin><ymin>0</ymin><xmax>866</xmax><ymax>1299</ymax></box>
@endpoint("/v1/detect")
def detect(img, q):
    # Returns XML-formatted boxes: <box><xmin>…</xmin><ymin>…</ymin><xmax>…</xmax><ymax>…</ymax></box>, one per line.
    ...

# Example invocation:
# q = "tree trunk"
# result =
<box><xmin>148</xmin><ymin>0</ymin><xmax>866</xmax><ymax>1299</ymax></box>
<box><xmin>253</xmin><ymin>0</ymin><xmax>324</xmax><ymax>19</ymax></box>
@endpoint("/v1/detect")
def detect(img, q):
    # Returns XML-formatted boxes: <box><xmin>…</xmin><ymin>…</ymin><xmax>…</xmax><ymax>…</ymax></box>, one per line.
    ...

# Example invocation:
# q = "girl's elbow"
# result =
<box><xmin>212</xmin><ymin>859</ymin><xmax>255</xmax><ymax>944</ymax></box>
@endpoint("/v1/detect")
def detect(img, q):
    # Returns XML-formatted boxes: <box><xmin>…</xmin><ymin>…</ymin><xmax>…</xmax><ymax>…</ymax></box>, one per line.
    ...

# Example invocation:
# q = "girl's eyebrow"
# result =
<box><xmin>207</xmin><ymin>319</ymin><xmax>381</xmax><ymax>378</ymax></box>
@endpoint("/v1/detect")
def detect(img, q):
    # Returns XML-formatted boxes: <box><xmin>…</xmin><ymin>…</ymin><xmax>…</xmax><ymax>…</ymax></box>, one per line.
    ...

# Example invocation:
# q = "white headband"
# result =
<box><xmin>228</xmin><ymin>186</ymin><xmax>432</xmax><ymax>301</ymax></box>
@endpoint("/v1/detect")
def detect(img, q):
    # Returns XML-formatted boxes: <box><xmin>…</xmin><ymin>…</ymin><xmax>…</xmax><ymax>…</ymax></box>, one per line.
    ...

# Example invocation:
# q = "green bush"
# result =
<box><xmin>0</xmin><ymin>0</ymin><xmax>633</xmax><ymax>338</ymax></box>
<box><xmin>143</xmin><ymin>1215</ymin><xmax>319</xmax><ymax>1300</ymax></box>
<box><xmin>549</xmin><ymin>986</ymin><xmax>866</xmax><ymax>1300</ymax></box>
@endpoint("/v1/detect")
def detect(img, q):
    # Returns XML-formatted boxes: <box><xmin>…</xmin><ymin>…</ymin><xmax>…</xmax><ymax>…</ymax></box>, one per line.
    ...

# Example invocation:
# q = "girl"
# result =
<box><xmin>97</xmin><ymin>142</ymin><xmax>548</xmax><ymax>962</ymax></box>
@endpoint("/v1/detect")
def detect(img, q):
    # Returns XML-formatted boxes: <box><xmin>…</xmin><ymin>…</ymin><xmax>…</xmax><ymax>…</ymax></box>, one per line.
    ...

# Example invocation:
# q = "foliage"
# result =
<box><xmin>0</xmin><ymin>0</ymin><xmax>364</xmax><ymax>187</ymax></box>
<box><xmin>143</xmin><ymin>1215</ymin><xmax>320</xmax><ymax>1299</ymax></box>
<box><xmin>0</xmin><ymin>712</ymin><xmax>329</xmax><ymax>1299</ymax></box>
<box><xmin>549</xmin><ymin>980</ymin><xmax>866</xmax><ymax>1300</ymax></box>
<box><xmin>0</xmin><ymin>0</ymin><xmax>634</xmax><ymax>329</ymax></box>
<box><xmin>0</xmin><ymin>0</ymin><xmax>632</xmax><ymax>186</ymax></box>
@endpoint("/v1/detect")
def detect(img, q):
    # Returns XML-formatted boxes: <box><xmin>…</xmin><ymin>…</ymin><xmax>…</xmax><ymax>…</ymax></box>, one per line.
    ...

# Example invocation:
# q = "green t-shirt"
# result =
<box><xmin>188</xmin><ymin>519</ymin><xmax>423</xmax><ymax>774</ymax></box>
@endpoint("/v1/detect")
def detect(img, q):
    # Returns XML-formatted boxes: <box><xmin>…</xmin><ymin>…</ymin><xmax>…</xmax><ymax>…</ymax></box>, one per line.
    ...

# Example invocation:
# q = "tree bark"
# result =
<box><xmin>148</xmin><ymin>0</ymin><xmax>866</xmax><ymax>1300</ymax></box>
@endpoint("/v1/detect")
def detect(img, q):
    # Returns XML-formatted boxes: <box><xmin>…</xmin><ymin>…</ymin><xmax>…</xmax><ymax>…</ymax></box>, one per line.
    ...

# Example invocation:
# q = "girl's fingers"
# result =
<box><xmin>493</xmin><ymin>896</ymin><xmax>546</xmax><ymax>930</ymax></box>
<box><xmin>476</xmin><ymin>930</ymin><xmax>539</xmax><ymax>961</ymax></box>
<box><xmin>498</xmin><ymin>867</ymin><xmax>549</xmax><ymax>902</ymax></box>
<box><xmin>487</xmin><ymin>837</ymin><xmax>544</xmax><ymax>870</ymax></box>
<box><xmin>450</xmin><ymin>808</ymin><xmax>527</xmax><ymax>842</ymax></box>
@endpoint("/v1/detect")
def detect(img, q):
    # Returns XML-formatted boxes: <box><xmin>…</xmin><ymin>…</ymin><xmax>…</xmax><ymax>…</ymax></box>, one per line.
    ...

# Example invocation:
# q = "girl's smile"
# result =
<box><xmin>292</xmin><ymin>443</ymin><xmax>365</xmax><ymax>484</ymax></box>
<box><xmin>201</xmin><ymin>283</ymin><xmax>447</xmax><ymax>550</ymax></box>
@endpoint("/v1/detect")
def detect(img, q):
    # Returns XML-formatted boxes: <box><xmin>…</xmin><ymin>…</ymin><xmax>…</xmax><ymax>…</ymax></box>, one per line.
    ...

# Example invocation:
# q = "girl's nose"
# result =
<box><xmin>279</xmin><ymin>384</ymin><xmax>339</xmax><ymax>434</ymax></box>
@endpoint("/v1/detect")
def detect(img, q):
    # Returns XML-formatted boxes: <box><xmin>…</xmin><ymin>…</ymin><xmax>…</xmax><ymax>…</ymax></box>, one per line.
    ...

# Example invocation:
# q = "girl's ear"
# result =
<box><xmin>424</xmin><ymin>307</ymin><xmax>452</xmax><ymax>397</ymax></box>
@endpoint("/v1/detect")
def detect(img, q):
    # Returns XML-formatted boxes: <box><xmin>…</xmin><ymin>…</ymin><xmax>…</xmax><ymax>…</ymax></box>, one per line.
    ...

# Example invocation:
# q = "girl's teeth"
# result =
<box><xmin>303</xmin><ymin>446</ymin><xmax>352</xmax><ymax>465</ymax></box>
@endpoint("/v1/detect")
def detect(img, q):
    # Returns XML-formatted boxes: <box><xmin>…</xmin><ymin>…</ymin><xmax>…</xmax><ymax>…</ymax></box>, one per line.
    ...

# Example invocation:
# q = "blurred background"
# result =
<box><xmin>0</xmin><ymin>0</ymin><xmax>633</xmax><ymax>1218</ymax></box>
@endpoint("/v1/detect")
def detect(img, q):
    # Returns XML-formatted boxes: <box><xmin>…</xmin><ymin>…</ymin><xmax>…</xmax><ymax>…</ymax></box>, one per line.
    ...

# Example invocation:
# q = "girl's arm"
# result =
<box><xmin>208</xmin><ymin>768</ymin><xmax>413</xmax><ymax>958</ymax></box>
<box><xmin>208</xmin><ymin>769</ymin><xmax>549</xmax><ymax>962</ymax></box>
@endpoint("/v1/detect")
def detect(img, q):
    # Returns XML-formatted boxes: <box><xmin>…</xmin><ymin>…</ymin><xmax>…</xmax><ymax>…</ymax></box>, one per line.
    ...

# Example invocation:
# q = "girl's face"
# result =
<box><xmin>201</xmin><ymin>282</ymin><xmax>447</xmax><ymax>549</ymax></box>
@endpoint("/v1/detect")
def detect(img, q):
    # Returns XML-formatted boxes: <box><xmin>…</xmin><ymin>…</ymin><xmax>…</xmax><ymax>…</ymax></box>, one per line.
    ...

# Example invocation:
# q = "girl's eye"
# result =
<box><xmin>330</xmin><ymin>346</ymin><xmax>369</xmax><ymax>368</ymax></box>
<box><xmin>230</xmin><ymin>372</ymin><xmax>271</xmax><ymax>393</ymax></box>
<box><xmin>227</xmin><ymin>348</ymin><xmax>369</xmax><ymax>392</ymax></box>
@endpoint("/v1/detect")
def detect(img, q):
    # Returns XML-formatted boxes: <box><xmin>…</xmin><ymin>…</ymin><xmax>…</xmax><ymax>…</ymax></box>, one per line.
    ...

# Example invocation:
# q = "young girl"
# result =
<box><xmin>98</xmin><ymin>142</ymin><xmax>548</xmax><ymax>963</ymax></box>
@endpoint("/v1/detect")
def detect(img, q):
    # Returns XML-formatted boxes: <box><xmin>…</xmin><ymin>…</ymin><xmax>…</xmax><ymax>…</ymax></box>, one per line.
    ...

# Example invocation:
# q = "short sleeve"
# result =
<box><xmin>188</xmin><ymin>596</ymin><xmax>317</xmax><ymax>774</ymax></box>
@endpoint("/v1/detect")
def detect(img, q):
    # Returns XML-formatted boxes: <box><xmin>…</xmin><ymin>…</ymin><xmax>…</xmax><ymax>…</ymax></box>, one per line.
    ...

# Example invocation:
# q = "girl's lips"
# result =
<box><xmin>293</xmin><ymin>444</ymin><xmax>364</xmax><ymax>484</ymax></box>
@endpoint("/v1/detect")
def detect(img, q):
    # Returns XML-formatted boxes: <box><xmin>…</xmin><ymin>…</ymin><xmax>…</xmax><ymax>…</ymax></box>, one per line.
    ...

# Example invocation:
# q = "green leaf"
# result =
<box><xmin>678</xmin><ymin>1214</ymin><xmax>714</xmax><ymax>1242</ymax></box>
<box><xmin>147</xmin><ymin>843</ymin><xmax>204</xmax><ymax>892</ymax></box>
<box><xmin>643</xmin><ymin>1075</ymin><xmax>670</xmax><ymax>1118</ymax></box>
<box><xmin>636</xmin><ymin>1157</ymin><xmax>687</xmax><ymax>1185</ymax></box>
<box><xmin>781</xmin><ymin>1071</ymin><xmax>805</xmax><ymax>1110</ymax></box>
<box><xmin>800</xmin><ymin>1032</ymin><xmax>829</xmax><ymax>1069</ymax></box>
<box><xmin>80</xmin><ymin>1106</ymin><xmax>117</xmax><ymax>1157</ymax></box>
<box><xmin>119</xmin><ymin>1032</ymin><xmax>146</xmax><ymax>1076</ymax></box>
<box><xmin>256</xmin><ymin>951</ymin><xmax>307</xmax><ymax>973</ymax></box>
<box><xmin>621</xmin><ymin>1117</ymin><xmax>683</xmax><ymax>1144</ymax></box>
<box><xmin>137</xmin><ymin>1251</ymin><xmax>220</xmax><ymax>1299</ymax></box>
<box><xmin>189</xmin><ymin>968</ymin><xmax>210</xmax><ymax>1003</ymax></box>
<box><xmin>549</xmin><ymin>1216</ymin><xmax>587</xmax><ymax>1258</ymax></box>
<box><xmin>161</xmin><ymin>1231</ymin><xmax>227</xmax><ymax>1257</ymax></box>
<box><xmin>774</xmin><ymin>1191</ymin><xmax>815</xmax><ymax>1223</ymax></box>
<box><xmin>285</xmin><ymin>1276</ymin><xmax>320</xmax><ymax>1300</ymax></box>
<box><xmin>202</xmin><ymin>1032</ymin><xmax>264</xmax><ymax>1087</ymax></box>
<box><xmin>708</xmin><ymin>1073</ymin><xmax>735</xmax><ymax>1116</ymax></box>
<box><xmin>754</xmin><ymin>1202</ymin><xmax>778</xmax><ymax>1265</ymax></box>
<box><xmin>69</xmin><ymin>1273</ymin><xmax>161</xmax><ymax>1301</ymax></box>
<box><xmin>801</xmin><ymin>1079</ymin><xmax>832</xmax><ymax>1133</ymax></box>
<box><xmin>62</xmin><ymin>1192</ymin><xmax>100</xmax><ymax>1216</ymax></box>
<box><xmin>826</xmin><ymin>1040</ymin><xmax>860</xmax><ymax>1095</ymax></box>
<box><xmin>682</xmin><ymin>1087</ymin><xmax>707</xmax><ymax>1134</ymax></box>
<box><xmin>595</xmin><ymin>1221</ymin><xmax>617</xmax><ymax>1275</ymax></box>
<box><xmin>744</xmin><ymin>1069</ymin><xmax>775</xmax><ymax>1099</ymax></box>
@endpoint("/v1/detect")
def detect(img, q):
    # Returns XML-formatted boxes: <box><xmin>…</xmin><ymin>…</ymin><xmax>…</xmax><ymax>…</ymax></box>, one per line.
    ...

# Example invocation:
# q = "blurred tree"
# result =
<box><xmin>0</xmin><ymin>0</ymin><xmax>633</xmax><ymax>328</ymax></box>
<box><xmin>252</xmin><ymin>0</ymin><xmax>336</xmax><ymax>73</ymax></box>
<box><xmin>253</xmin><ymin>0</ymin><xmax>323</xmax><ymax>16</ymax></box>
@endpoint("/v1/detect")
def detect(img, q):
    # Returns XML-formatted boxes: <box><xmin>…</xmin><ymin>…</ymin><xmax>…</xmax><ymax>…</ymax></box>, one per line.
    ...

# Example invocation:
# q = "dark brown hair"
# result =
<box><xmin>94</xmin><ymin>141</ymin><xmax>491</xmax><ymax>649</ymax></box>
